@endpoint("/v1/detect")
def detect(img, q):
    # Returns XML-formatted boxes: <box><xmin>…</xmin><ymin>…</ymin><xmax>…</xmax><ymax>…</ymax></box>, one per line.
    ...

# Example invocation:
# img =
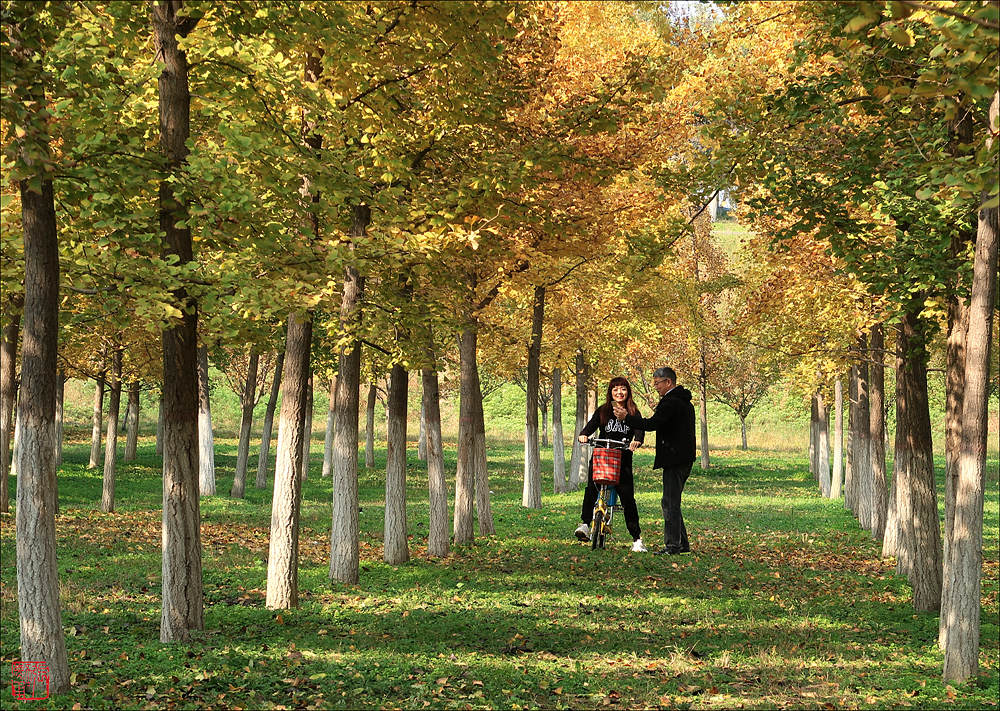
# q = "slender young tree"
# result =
<box><xmin>551</xmin><ymin>366</ymin><xmax>566</xmax><ymax>494</ymax></box>
<box><xmin>54</xmin><ymin>369</ymin><xmax>64</xmax><ymax>468</ymax></box>
<box><xmin>88</xmin><ymin>368</ymin><xmax>104</xmax><ymax>469</ymax></box>
<box><xmin>384</xmin><ymin>363</ymin><xmax>409</xmax><ymax>564</ymax></box>
<box><xmin>522</xmin><ymin>285</ymin><xmax>544</xmax><ymax>509</ymax></box>
<box><xmin>568</xmin><ymin>349</ymin><xmax>589</xmax><ymax>489</ymax></box>
<box><xmin>330</xmin><ymin>205</ymin><xmax>368</xmax><ymax>584</ymax></box>
<box><xmin>265</xmin><ymin>313</ymin><xmax>311</xmax><ymax>609</ymax></box>
<box><xmin>197</xmin><ymin>345</ymin><xmax>215</xmax><ymax>496</ymax></box>
<box><xmin>1</xmin><ymin>299</ymin><xmax>21</xmax><ymax>513</ymax></box>
<box><xmin>422</xmin><ymin>363</ymin><xmax>449</xmax><ymax>557</ymax></box>
<box><xmin>230</xmin><ymin>350</ymin><xmax>259</xmax><ymax>498</ymax></box>
<box><xmin>255</xmin><ymin>350</ymin><xmax>283</xmax><ymax>488</ymax></box>
<box><xmin>101</xmin><ymin>346</ymin><xmax>123</xmax><ymax>513</ymax></box>
<box><xmin>868</xmin><ymin>323</ymin><xmax>887</xmax><ymax>540</ymax></box>
<box><xmin>299</xmin><ymin>368</ymin><xmax>313</xmax><ymax>481</ymax></box>
<box><xmin>321</xmin><ymin>375</ymin><xmax>336</xmax><ymax>478</ymax></box>
<box><xmin>123</xmin><ymin>381</ymin><xmax>140</xmax><ymax>463</ymax></box>
<box><xmin>830</xmin><ymin>376</ymin><xmax>843</xmax><ymax>498</ymax></box>
<box><xmin>364</xmin><ymin>380</ymin><xmax>376</xmax><ymax>468</ymax></box>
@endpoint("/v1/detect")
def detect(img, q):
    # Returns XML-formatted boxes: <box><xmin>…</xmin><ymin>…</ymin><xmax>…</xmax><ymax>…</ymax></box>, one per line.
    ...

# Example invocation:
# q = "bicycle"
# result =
<box><xmin>587</xmin><ymin>437</ymin><xmax>629</xmax><ymax>550</ymax></box>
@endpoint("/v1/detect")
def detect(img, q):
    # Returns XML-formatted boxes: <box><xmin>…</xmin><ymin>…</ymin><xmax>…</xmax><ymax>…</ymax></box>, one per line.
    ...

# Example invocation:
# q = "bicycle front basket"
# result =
<box><xmin>592</xmin><ymin>447</ymin><xmax>622</xmax><ymax>485</ymax></box>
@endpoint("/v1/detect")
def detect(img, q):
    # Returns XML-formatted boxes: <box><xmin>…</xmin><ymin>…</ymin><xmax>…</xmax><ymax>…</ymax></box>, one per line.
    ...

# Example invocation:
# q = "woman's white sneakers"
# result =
<box><xmin>574</xmin><ymin>523</ymin><xmax>591</xmax><ymax>541</ymax></box>
<box><xmin>631</xmin><ymin>538</ymin><xmax>648</xmax><ymax>553</ymax></box>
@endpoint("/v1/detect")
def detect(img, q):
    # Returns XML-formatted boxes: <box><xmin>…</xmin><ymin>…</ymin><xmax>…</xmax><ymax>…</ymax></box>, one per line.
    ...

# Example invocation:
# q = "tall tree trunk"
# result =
<box><xmin>809</xmin><ymin>393</ymin><xmax>818</xmax><ymax>481</ymax></box>
<box><xmin>698</xmin><ymin>358</ymin><xmax>710</xmax><ymax>469</ymax></box>
<box><xmin>422</xmin><ymin>364</ymin><xmax>449</xmax><ymax>557</ymax></box>
<box><xmin>522</xmin><ymin>285</ymin><xmax>544</xmax><ymax>509</ymax></box>
<box><xmin>153</xmin><ymin>0</ymin><xmax>203</xmax><ymax>642</ymax></box>
<box><xmin>417</xmin><ymin>396</ymin><xmax>427</xmax><ymax>461</ymax></box>
<box><xmin>54</xmin><ymin>369</ymin><xmax>64</xmax><ymax>468</ymax></box>
<box><xmin>321</xmin><ymin>376</ymin><xmax>336</xmax><ymax>478</ymax></box>
<box><xmin>882</xmin><ymin>364</ymin><xmax>903</xmax><ymax>561</ymax></box>
<box><xmin>845</xmin><ymin>366</ymin><xmax>856</xmax><ymax>512</ymax></box>
<box><xmin>365</xmin><ymin>380</ymin><xmax>377</xmax><ymax>468</ymax></box>
<box><xmin>894</xmin><ymin>307</ymin><xmax>942</xmax><ymax>611</ymax></box>
<box><xmin>384</xmin><ymin>363</ymin><xmax>409</xmax><ymax>564</ymax></box>
<box><xmin>124</xmin><ymin>381</ymin><xmax>140</xmax><ymax>463</ymax></box>
<box><xmin>942</xmin><ymin>93</ymin><xmax>998</xmax><ymax>682</ymax></box>
<box><xmin>265</xmin><ymin>313</ymin><xmax>311</xmax><ymax>609</ymax></box>
<box><xmin>941</xmin><ymin>296</ymin><xmax>968</xmax><ymax>645</ymax></box>
<box><xmin>471</xmin><ymin>327</ymin><xmax>495</xmax><ymax>536</ymax></box>
<box><xmin>831</xmin><ymin>376</ymin><xmax>843</xmax><ymax>498</ymax></box>
<box><xmin>255</xmin><ymin>350</ymin><xmax>283</xmax><ymax>489</ymax></box>
<box><xmin>101</xmin><ymin>347</ymin><xmax>123</xmax><ymax>513</ymax></box>
<box><xmin>156</xmin><ymin>396</ymin><xmax>164</xmax><ymax>456</ymax></box>
<box><xmin>552</xmin><ymin>367</ymin><xmax>566</xmax><ymax>494</ymax></box>
<box><xmin>0</xmin><ymin>302</ymin><xmax>20</xmax><ymax>513</ymax></box>
<box><xmin>88</xmin><ymin>370</ymin><xmax>105</xmax><ymax>469</ymax></box>
<box><xmin>14</xmin><ymin>78</ymin><xmax>70</xmax><ymax>686</ymax></box>
<box><xmin>569</xmin><ymin>349</ymin><xmax>588</xmax><ymax>489</ymax></box>
<box><xmin>817</xmin><ymin>393</ymin><xmax>830</xmax><ymax>497</ymax></box>
<box><xmin>454</xmin><ymin>326</ymin><xmax>478</xmax><ymax>544</ymax></box>
<box><xmin>869</xmin><ymin>324</ymin><xmax>888</xmax><ymax>541</ymax></box>
<box><xmin>329</xmin><ymin>205</ymin><xmax>368</xmax><ymax>585</ymax></box>
<box><xmin>300</xmin><ymin>368</ymin><xmax>313</xmax><ymax>482</ymax></box>
<box><xmin>540</xmin><ymin>400</ymin><xmax>549</xmax><ymax>448</ymax></box>
<box><xmin>197</xmin><ymin>345</ymin><xmax>215</xmax><ymax>496</ymax></box>
<box><xmin>231</xmin><ymin>350</ymin><xmax>259</xmax><ymax>498</ymax></box>
<box><xmin>740</xmin><ymin>414</ymin><xmax>748</xmax><ymax>451</ymax></box>
<box><xmin>852</xmin><ymin>335</ymin><xmax>872</xmax><ymax>529</ymax></box>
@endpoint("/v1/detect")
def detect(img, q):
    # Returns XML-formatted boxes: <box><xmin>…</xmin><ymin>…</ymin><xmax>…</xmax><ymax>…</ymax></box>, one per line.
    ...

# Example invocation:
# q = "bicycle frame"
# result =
<box><xmin>588</xmin><ymin>437</ymin><xmax>628</xmax><ymax>550</ymax></box>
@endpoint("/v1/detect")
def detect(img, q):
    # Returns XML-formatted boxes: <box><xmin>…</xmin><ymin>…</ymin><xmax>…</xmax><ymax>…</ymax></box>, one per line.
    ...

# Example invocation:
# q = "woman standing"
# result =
<box><xmin>574</xmin><ymin>377</ymin><xmax>647</xmax><ymax>552</ymax></box>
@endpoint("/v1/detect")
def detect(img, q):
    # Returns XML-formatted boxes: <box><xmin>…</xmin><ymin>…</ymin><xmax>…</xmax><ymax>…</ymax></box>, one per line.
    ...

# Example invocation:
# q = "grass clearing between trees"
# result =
<box><xmin>1</xmin><ymin>436</ymin><xmax>997</xmax><ymax>710</ymax></box>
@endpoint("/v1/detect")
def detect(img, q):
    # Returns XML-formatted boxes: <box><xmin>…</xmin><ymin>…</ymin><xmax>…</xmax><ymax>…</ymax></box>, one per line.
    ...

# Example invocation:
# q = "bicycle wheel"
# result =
<box><xmin>591</xmin><ymin>510</ymin><xmax>603</xmax><ymax>550</ymax></box>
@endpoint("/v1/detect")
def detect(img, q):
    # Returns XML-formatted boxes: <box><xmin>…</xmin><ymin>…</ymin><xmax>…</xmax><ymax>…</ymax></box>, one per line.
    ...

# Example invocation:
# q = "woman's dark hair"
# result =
<box><xmin>599</xmin><ymin>376</ymin><xmax>639</xmax><ymax>426</ymax></box>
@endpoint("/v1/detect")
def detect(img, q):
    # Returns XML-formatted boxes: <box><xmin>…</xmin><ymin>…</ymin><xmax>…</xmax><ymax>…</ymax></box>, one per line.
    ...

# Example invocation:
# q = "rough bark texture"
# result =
<box><xmin>384</xmin><ymin>364</ymin><xmax>410</xmax><ymax>564</ymax></box>
<box><xmin>552</xmin><ymin>367</ymin><xmax>566</xmax><ymax>494</ymax></box>
<box><xmin>124</xmin><ymin>381</ymin><xmax>140</xmax><ymax>463</ymax></box>
<box><xmin>809</xmin><ymin>393</ymin><xmax>818</xmax><ymax>480</ymax></box>
<box><xmin>321</xmin><ymin>376</ymin><xmax>336</xmax><ymax>479</ymax></box>
<box><xmin>943</xmin><ymin>94</ymin><xmax>998</xmax><ymax>681</ymax></box>
<box><xmin>255</xmin><ymin>350</ymin><xmax>283</xmax><ymax>489</ymax></box>
<box><xmin>844</xmin><ymin>366</ymin><xmax>855</xmax><ymax>511</ymax></box>
<box><xmin>154</xmin><ymin>0</ymin><xmax>203</xmax><ymax>643</ymax></box>
<box><xmin>453</xmin><ymin>327</ymin><xmax>477</xmax><ymax>545</ymax></box>
<box><xmin>197</xmin><ymin>345</ymin><xmax>215</xmax><ymax>496</ymax></box>
<box><xmin>414</xmin><ymin>365</ymin><xmax>447</xmax><ymax>558</ymax></box>
<box><xmin>15</xmin><ymin>133</ymin><xmax>70</xmax><ymax>692</ymax></box>
<box><xmin>231</xmin><ymin>350</ymin><xmax>259</xmax><ymax>498</ymax></box>
<box><xmin>300</xmin><ymin>369</ymin><xmax>313</xmax><ymax>481</ymax></box>
<box><xmin>1</xmin><ymin>306</ymin><xmax>21</xmax><ymax>513</ymax></box>
<box><xmin>868</xmin><ymin>324</ymin><xmax>887</xmax><ymax>541</ymax></box>
<box><xmin>265</xmin><ymin>313</ymin><xmax>311</xmax><ymax>609</ymax></box>
<box><xmin>894</xmin><ymin>309</ymin><xmax>942</xmax><ymax>611</ymax></box>
<box><xmin>522</xmin><ymin>285</ymin><xmax>544</xmax><ymax>509</ymax></box>
<box><xmin>569</xmin><ymin>349</ymin><xmax>588</xmax><ymax>489</ymax></box>
<box><xmin>329</xmin><ymin>205</ymin><xmax>368</xmax><ymax>585</ymax></box>
<box><xmin>88</xmin><ymin>370</ymin><xmax>105</xmax><ymax>469</ymax></box>
<box><xmin>364</xmin><ymin>381</ymin><xmax>376</xmax><ymax>468</ymax></box>
<box><xmin>101</xmin><ymin>347</ymin><xmax>123</xmax><ymax>513</ymax></box>
<box><xmin>831</xmin><ymin>377</ymin><xmax>843</xmax><ymax>498</ymax></box>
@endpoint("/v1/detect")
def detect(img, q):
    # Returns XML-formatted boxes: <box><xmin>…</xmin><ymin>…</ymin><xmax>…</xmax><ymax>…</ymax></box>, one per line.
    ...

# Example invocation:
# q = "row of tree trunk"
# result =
<box><xmin>806</xmin><ymin>95</ymin><xmax>998</xmax><ymax>683</ymax></box>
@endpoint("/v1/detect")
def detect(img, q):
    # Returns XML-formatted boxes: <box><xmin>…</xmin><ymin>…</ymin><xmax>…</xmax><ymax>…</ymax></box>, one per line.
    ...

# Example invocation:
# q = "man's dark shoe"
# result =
<box><xmin>653</xmin><ymin>546</ymin><xmax>682</xmax><ymax>556</ymax></box>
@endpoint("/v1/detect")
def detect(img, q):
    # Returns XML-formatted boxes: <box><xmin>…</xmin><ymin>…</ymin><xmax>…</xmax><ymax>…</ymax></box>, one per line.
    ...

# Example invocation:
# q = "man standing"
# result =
<box><xmin>613</xmin><ymin>367</ymin><xmax>696</xmax><ymax>555</ymax></box>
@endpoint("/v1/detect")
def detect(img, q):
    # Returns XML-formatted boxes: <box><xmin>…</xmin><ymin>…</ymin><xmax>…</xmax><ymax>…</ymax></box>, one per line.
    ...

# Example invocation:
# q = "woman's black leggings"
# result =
<box><xmin>580</xmin><ymin>455</ymin><xmax>641</xmax><ymax>541</ymax></box>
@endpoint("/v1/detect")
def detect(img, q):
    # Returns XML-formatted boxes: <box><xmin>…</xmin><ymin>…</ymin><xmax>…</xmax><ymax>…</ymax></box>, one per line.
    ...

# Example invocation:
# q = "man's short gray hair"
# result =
<box><xmin>653</xmin><ymin>367</ymin><xmax>676</xmax><ymax>382</ymax></box>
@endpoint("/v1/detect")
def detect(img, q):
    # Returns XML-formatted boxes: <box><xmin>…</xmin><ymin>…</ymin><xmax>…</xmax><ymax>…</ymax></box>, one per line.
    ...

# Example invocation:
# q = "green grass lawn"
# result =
<box><xmin>1</xmin><ymin>436</ymin><xmax>997</xmax><ymax>709</ymax></box>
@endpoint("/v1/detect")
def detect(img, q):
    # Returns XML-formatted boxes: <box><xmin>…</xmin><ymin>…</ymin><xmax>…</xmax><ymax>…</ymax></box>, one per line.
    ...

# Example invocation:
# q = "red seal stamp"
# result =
<box><xmin>11</xmin><ymin>661</ymin><xmax>50</xmax><ymax>701</ymax></box>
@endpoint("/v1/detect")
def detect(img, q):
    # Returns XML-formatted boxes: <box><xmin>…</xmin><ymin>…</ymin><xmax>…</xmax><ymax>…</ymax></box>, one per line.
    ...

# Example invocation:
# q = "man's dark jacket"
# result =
<box><xmin>624</xmin><ymin>386</ymin><xmax>696</xmax><ymax>470</ymax></box>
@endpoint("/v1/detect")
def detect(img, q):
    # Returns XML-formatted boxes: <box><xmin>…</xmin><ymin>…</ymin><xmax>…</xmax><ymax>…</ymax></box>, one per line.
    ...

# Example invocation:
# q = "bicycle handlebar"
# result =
<box><xmin>587</xmin><ymin>437</ymin><xmax>630</xmax><ymax>450</ymax></box>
